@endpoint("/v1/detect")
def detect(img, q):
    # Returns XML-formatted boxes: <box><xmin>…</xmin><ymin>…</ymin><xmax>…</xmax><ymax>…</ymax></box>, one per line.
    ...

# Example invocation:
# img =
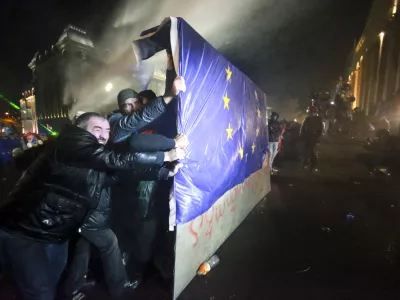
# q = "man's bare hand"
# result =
<box><xmin>174</xmin><ymin>134</ymin><xmax>189</xmax><ymax>149</ymax></box>
<box><xmin>168</xmin><ymin>163</ymin><xmax>183</xmax><ymax>177</ymax></box>
<box><xmin>171</xmin><ymin>76</ymin><xmax>186</xmax><ymax>96</ymax></box>
<box><xmin>164</xmin><ymin>148</ymin><xmax>185</xmax><ymax>162</ymax></box>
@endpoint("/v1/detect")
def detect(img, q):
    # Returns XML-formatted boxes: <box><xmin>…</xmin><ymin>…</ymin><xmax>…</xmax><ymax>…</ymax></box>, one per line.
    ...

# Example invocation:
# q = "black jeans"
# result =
<box><xmin>124</xmin><ymin>215</ymin><xmax>158</xmax><ymax>278</ymax></box>
<box><xmin>0</xmin><ymin>229</ymin><xmax>68</xmax><ymax>300</ymax></box>
<box><xmin>303</xmin><ymin>139</ymin><xmax>318</xmax><ymax>169</ymax></box>
<box><xmin>63</xmin><ymin>229</ymin><xmax>125</xmax><ymax>298</ymax></box>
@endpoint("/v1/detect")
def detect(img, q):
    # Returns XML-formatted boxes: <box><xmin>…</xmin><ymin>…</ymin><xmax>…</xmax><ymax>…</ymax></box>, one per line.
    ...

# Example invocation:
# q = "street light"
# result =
<box><xmin>379</xmin><ymin>31</ymin><xmax>385</xmax><ymax>43</ymax></box>
<box><xmin>374</xmin><ymin>31</ymin><xmax>385</xmax><ymax>104</ymax></box>
<box><xmin>105</xmin><ymin>82</ymin><xmax>113</xmax><ymax>92</ymax></box>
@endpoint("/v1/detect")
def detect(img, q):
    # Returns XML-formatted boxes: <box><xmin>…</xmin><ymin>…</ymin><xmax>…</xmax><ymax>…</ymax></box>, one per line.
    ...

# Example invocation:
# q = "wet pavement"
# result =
<box><xmin>180</xmin><ymin>137</ymin><xmax>400</xmax><ymax>300</ymax></box>
<box><xmin>2</xmin><ymin>136</ymin><xmax>400</xmax><ymax>299</ymax></box>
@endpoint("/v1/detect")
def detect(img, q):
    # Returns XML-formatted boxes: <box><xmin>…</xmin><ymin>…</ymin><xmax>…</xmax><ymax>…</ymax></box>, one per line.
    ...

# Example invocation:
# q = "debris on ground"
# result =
<box><xmin>296</xmin><ymin>266</ymin><xmax>311</xmax><ymax>273</ymax></box>
<box><xmin>321</xmin><ymin>226</ymin><xmax>331</xmax><ymax>233</ymax></box>
<box><xmin>385</xmin><ymin>243</ymin><xmax>396</xmax><ymax>265</ymax></box>
<box><xmin>197</xmin><ymin>255</ymin><xmax>220</xmax><ymax>276</ymax></box>
<box><xmin>346</xmin><ymin>213</ymin><xmax>355</xmax><ymax>222</ymax></box>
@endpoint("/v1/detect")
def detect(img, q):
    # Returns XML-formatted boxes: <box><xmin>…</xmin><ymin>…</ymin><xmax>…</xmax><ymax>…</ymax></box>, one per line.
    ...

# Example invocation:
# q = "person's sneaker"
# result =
<box><xmin>72</xmin><ymin>292</ymin><xmax>86</xmax><ymax>300</ymax></box>
<box><xmin>124</xmin><ymin>278</ymin><xmax>141</xmax><ymax>290</ymax></box>
<box><xmin>81</xmin><ymin>278</ymin><xmax>96</xmax><ymax>290</ymax></box>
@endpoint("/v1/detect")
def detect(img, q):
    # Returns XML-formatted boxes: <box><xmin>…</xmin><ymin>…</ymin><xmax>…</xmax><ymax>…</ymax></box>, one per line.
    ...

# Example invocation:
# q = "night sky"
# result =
<box><xmin>0</xmin><ymin>0</ymin><xmax>373</xmax><ymax>111</ymax></box>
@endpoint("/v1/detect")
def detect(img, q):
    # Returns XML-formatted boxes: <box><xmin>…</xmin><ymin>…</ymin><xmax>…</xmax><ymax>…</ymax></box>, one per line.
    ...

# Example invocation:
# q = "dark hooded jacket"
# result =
<box><xmin>268</xmin><ymin>113</ymin><xmax>281</xmax><ymax>142</ymax></box>
<box><xmin>300</xmin><ymin>116</ymin><xmax>324</xmax><ymax>140</ymax></box>
<box><xmin>0</xmin><ymin>125</ymin><xmax>165</xmax><ymax>243</ymax></box>
<box><xmin>110</xmin><ymin>69</ymin><xmax>177</xmax><ymax>222</ymax></box>
<box><xmin>80</xmin><ymin>164</ymin><xmax>171</xmax><ymax>231</ymax></box>
<box><xmin>108</xmin><ymin>96</ymin><xmax>168</xmax><ymax>144</ymax></box>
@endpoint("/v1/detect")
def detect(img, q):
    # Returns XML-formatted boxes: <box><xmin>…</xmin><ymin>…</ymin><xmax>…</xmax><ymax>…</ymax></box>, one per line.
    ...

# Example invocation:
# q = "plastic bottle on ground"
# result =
<box><xmin>197</xmin><ymin>255</ymin><xmax>220</xmax><ymax>276</ymax></box>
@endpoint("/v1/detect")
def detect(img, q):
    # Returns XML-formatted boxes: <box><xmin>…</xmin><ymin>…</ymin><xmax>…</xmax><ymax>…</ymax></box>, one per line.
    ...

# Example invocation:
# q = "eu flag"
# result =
<box><xmin>174</xmin><ymin>18</ymin><xmax>268</xmax><ymax>223</ymax></box>
<box><xmin>133</xmin><ymin>18</ymin><xmax>268</xmax><ymax>224</ymax></box>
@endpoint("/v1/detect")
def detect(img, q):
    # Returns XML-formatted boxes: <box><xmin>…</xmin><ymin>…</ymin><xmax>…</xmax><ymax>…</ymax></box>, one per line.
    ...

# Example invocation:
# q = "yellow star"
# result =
<box><xmin>257</xmin><ymin>109</ymin><xmax>261</xmax><ymax>118</ymax></box>
<box><xmin>256</xmin><ymin>127</ymin><xmax>260</xmax><ymax>137</ymax></box>
<box><xmin>251</xmin><ymin>142</ymin><xmax>256</xmax><ymax>153</ymax></box>
<box><xmin>255</xmin><ymin>90</ymin><xmax>258</xmax><ymax>100</ymax></box>
<box><xmin>238</xmin><ymin>146</ymin><xmax>244</xmax><ymax>159</ymax></box>
<box><xmin>226</xmin><ymin>123</ymin><xmax>233</xmax><ymax>140</ymax></box>
<box><xmin>223</xmin><ymin>92</ymin><xmax>230</xmax><ymax>110</ymax></box>
<box><xmin>225</xmin><ymin>65</ymin><xmax>232</xmax><ymax>81</ymax></box>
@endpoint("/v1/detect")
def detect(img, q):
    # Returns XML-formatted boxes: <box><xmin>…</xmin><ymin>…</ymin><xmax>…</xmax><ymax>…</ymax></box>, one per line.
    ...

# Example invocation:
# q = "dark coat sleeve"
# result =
<box><xmin>128</xmin><ymin>134</ymin><xmax>175</xmax><ymax>152</ymax></box>
<box><xmin>299</xmin><ymin>119</ymin><xmax>306</xmax><ymax>137</ymax></box>
<box><xmin>105</xmin><ymin>166</ymin><xmax>170</xmax><ymax>187</ymax></box>
<box><xmin>165</xmin><ymin>69</ymin><xmax>177</xmax><ymax>95</ymax></box>
<box><xmin>104</xmin><ymin>167</ymin><xmax>169</xmax><ymax>188</ymax></box>
<box><xmin>55</xmin><ymin>129</ymin><xmax>165</xmax><ymax>171</ymax></box>
<box><xmin>116</xmin><ymin>97</ymin><xmax>167</xmax><ymax>132</ymax></box>
<box><xmin>129</xmin><ymin>166</ymin><xmax>170</xmax><ymax>181</ymax></box>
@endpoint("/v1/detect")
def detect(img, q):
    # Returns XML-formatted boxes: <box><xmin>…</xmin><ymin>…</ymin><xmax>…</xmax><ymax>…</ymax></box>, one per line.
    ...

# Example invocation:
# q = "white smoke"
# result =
<box><xmin>70</xmin><ymin>0</ymin><xmax>320</xmax><ymax>116</ymax></box>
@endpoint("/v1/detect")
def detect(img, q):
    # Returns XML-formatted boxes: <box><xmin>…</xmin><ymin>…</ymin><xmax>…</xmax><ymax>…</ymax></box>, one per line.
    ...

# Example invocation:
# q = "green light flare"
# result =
<box><xmin>1</xmin><ymin>93</ymin><xmax>58</xmax><ymax>136</ymax></box>
<box><xmin>0</xmin><ymin>93</ymin><xmax>21</xmax><ymax>110</ymax></box>
<box><xmin>39</xmin><ymin>123</ymin><xmax>58</xmax><ymax>136</ymax></box>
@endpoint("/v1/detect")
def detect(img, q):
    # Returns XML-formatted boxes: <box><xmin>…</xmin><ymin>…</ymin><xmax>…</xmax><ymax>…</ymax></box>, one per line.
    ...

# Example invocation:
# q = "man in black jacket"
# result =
<box><xmin>0</xmin><ymin>112</ymin><xmax>180</xmax><ymax>300</ymax></box>
<box><xmin>110</xmin><ymin>54</ymin><xmax>185</xmax><ymax>284</ymax></box>
<box><xmin>62</xmin><ymin>161</ymin><xmax>182</xmax><ymax>299</ymax></box>
<box><xmin>300</xmin><ymin>110</ymin><xmax>324</xmax><ymax>171</ymax></box>
<box><xmin>63</xmin><ymin>67</ymin><xmax>185</xmax><ymax>298</ymax></box>
<box><xmin>108</xmin><ymin>74</ymin><xmax>185</xmax><ymax>144</ymax></box>
<box><xmin>268</xmin><ymin>112</ymin><xmax>281</xmax><ymax>173</ymax></box>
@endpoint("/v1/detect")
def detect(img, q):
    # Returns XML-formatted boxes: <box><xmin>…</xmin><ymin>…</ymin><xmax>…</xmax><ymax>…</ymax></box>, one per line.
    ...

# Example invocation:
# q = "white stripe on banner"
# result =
<box><xmin>170</xmin><ymin>17</ymin><xmax>179</xmax><ymax>76</ymax></box>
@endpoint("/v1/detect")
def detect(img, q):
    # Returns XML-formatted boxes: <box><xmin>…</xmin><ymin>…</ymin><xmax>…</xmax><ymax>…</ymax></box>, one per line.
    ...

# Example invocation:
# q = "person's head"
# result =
<box><xmin>72</xmin><ymin>111</ymin><xmax>86</xmax><ymax>124</ymax></box>
<box><xmin>138</xmin><ymin>90</ymin><xmax>157</xmax><ymax>105</ymax></box>
<box><xmin>117</xmin><ymin>89</ymin><xmax>141</xmax><ymax>115</ymax></box>
<box><xmin>343</xmin><ymin>84</ymin><xmax>351</xmax><ymax>92</ymax></box>
<box><xmin>270</xmin><ymin>112</ymin><xmax>279</xmax><ymax>121</ymax></box>
<box><xmin>75</xmin><ymin>112</ymin><xmax>110</xmax><ymax>145</ymax></box>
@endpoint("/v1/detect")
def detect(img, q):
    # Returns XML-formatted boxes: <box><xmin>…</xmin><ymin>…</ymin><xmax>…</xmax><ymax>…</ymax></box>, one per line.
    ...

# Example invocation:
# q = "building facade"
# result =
<box><xmin>26</xmin><ymin>25</ymin><xmax>172</xmax><ymax>133</ymax></box>
<box><xmin>348</xmin><ymin>0</ymin><xmax>400</xmax><ymax>115</ymax></box>
<box><xmin>28</xmin><ymin>25</ymin><xmax>101</xmax><ymax>133</ymax></box>
<box><xmin>20</xmin><ymin>88</ymin><xmax>39</xmax><ymax>134</ymax></box>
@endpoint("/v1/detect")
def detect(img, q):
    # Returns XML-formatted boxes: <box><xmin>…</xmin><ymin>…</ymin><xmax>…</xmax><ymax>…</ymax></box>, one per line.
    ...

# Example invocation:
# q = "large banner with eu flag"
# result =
<box><xmin>133</xmin><ymin>17</ymin><xmax>268</xmax><ymax>224</ymax></box>
<box><xmin>174</xmin><ymin>19</ymin><xmax>268</xmax><ymax>224</ymax></box>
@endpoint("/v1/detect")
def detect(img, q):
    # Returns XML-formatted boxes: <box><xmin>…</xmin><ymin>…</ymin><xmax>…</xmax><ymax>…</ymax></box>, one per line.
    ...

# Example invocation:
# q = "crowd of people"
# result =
<box><xmin>268</xmin><ymin>87</ymin><xmax>400</xmax><ymax>176</ymax></box>
<box><xmin>0</xmin><ymin>53</ymin><xmax>188</xmax><ymax>300</ymax></box>
<box><xmin>268</xmin><ymin>107</ymin><xmax>324</xmax><ymax>174</ymax></box>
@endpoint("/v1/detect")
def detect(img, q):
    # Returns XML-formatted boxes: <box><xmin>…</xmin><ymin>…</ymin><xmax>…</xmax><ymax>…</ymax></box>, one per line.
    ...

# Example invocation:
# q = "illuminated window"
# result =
<box><xmin>356</xmin><ymin>36</ymin><xmax>365</xmax><ymax>53</ymax></box>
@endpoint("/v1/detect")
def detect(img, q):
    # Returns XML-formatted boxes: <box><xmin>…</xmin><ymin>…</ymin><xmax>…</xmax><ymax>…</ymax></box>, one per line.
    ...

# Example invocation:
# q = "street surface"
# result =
<box><xmin>2</xmin><ymin>136</ymin><xmax>400</xmax><ymax>300</ymax></box>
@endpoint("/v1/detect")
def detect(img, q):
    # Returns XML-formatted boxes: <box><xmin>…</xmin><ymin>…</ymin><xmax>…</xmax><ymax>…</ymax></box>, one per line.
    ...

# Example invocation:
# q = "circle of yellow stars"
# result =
<box><xmin>223</xmin><ymin>64</ymin><xmax>261</xmax><ymax>160</ymax></box>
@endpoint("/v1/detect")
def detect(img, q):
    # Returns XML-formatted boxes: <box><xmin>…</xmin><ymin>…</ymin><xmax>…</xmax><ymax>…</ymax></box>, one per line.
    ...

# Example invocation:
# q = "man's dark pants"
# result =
<box><xmin>0</xmin><ymin>229</ymin><xmax>68</xmax><ymax>300</ymax></box>
<box><xmin>63</xmin><ymin>229</ymin><xmax>125</xmax><ymax>298</ymax></box>
<box><xmin>303</xmin><ymin>137</ymin><xmax>318</xmax><ymax>169</ymax></box>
